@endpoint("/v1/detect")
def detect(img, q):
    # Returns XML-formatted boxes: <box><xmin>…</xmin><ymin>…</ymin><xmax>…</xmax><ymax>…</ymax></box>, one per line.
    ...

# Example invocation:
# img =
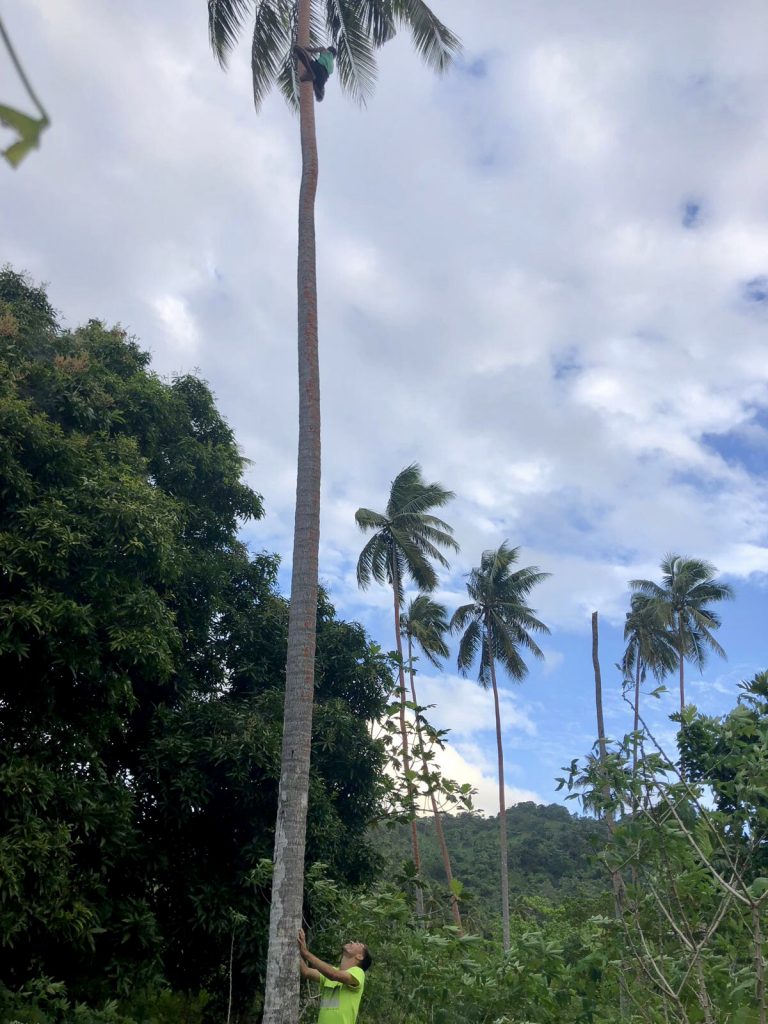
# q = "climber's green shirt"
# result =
<box><xmin>316</xmin><ymin>50</ymin><xmax>334</xmax><ymax>75</ymax></box>
<box><xmin>317</xmin><ymin>967</ymin><xmax>365</xmax><ymax>1024</ymax></box>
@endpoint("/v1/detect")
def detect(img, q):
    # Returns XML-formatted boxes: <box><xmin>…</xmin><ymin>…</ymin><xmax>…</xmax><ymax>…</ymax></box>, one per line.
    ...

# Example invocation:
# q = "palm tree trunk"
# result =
<box><xmin>677</xmin><ymin>612</ymin><xmax>685</xmax><ymax>712</ymax></box>
<box><xmin>407</xmin><ymin>634</ymin><xmax>463</xmax><ymax>931</ymax></box>
<box><xmin>632</xmin><ymin>657</ymin><xmax>641</xmax><ymax>778</ymax></box>
<box><xmin>592</xmin><ymin>612</ymin><xmax>627</xmax><ymax>1015</ymax></box>
<box><xmin>392</xmin><ymin>566</ymin><xmax>423</xmax><ymax>918</ymax></box>
<box><xmin>262</xmin><ymin>4</ymin><xmax>320</xmax><ymax>1021</ymax></box>
<box><xmin>486</xmin><ymin>624</ymin><xmax>510</xmax><ymax>951</ymax></box>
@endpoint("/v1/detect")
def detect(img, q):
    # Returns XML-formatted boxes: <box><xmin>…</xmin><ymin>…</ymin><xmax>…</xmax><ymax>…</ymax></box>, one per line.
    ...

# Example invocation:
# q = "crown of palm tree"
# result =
<box><xmin>451</xmin><ymin>541</ymin><xmax>550</xmax><ymax>688</ymax></box>
<box><xmin>401</xmin><ymin>594</ymin><xmax>450</xmax><ymax>668</ymax></box>
<box><xmin>621</xmin><ymin>592</ymin><xmax>678</xmax><ymax>684</ymax></box>
<box><xmin>355</xmin><ymin>463</ymin><xmax>459</xmax><ymax>594</ymax></box>
<box><xmin>208</xmin><ymin>0</ymin><xmax>461</xmax><ymax>108</ymax></box>
<box><xmin>630</xmin><ymin>554</ymin><xmax>733</xmax><ymax>672</ymax></box>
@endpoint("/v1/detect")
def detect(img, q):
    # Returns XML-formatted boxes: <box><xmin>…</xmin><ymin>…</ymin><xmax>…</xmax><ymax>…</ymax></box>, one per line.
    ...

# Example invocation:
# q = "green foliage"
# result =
<box><xmin>207</xmin><ymin>0</ymin><xmax>461</xmax><ymax>110</ymax></box>
<box><xmin>561</xmin><ymin>672</ymin><xmax>768</xmax><ymax>1023</ymax></box>
<box><xmin>0</xmin><ymin>978</ymin><xmax>210</xmax><ymax>1024</ymax></box>
<box><xmin>451</xmin><ymin>542</ymin><xmax>550</xmax><ymax>685</ymax></box>
<box><xmin>355</xmin><ymin>462</ymin><xmax>459</xmax><ymax>595</ymax></box>
<box><xmin>374</xmin><ymin>805</ymin><xmax>609</xmax><ymax>926</ymax></box>
<box><xmin>304</xmin><ymin>876</ymin><xmax>622</xmax><ymax>1024</ymax></box>
<box><xmin>630</xmin><ymin>554</ymin><xmax>734</xmax><ymax>704</ymax></box>
<box><xmin>0</xmin><ymin>270</ymin><xmax>394</xmax><ymax>1016</ymax></box>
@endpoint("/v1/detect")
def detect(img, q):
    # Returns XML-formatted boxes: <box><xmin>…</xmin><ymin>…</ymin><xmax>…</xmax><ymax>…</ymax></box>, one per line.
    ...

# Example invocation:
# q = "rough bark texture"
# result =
<box><xmin>407</xmin><ymin>635</ymin><xmax>463</xmax><ymax>931</ymax></box>
<box><xmin>392</xmin><ymin>567</ymin><xmax>424</xmax><ymax>918</ymax></box>
<box><xmin>486</xmin><ymin>623</ymin><xmax>510</xmax><ymax>952</ymax></box>
<box><xmin>261</xmin><ymin>3</ymin><xmax>320</xmax><ymax>1020</ymax></box>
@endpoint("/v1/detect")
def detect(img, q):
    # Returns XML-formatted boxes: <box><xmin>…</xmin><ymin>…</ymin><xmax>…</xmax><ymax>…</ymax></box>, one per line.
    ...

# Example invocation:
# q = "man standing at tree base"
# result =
<box><xmin>298</xmin><ymin>929</ymin><xmax>371</xmax><ymax>1024</ymax></box>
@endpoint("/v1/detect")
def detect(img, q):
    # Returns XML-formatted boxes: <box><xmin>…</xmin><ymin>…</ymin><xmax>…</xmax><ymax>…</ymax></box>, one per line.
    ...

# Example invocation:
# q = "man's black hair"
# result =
<box><xmin>360</xmin><ymin>946</ymin><xmax>372</xmax><ymax>972</ymax></box>
<box><xmin>328</xmin><ymin>45</ymin><xmax>337</xmax><ymax>56</ymax></box>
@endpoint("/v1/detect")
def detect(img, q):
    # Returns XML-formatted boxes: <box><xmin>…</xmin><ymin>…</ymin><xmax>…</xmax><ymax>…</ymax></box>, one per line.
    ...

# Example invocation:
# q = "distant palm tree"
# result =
<box><xmin>356</xmin><ymin>464</ymin><xmax>458</xmax><ymax>916</ymax></box>
<box><xmin>450</xmin><ymin>542</ymin><xmax>550</xmax><ymax>951</ymax></box>
<box><xmin>207</xmin><ymin>5</ymin><xmax>459</xmax><ymax>1019</ymax></box>
<box><xmin>401</xmin><ymin>595</ymin><xmax>462</xmax><ymax>930</ymax></box>
<box><xmin>630</xmin><ymin>555</ymin><xmax>733</xmax><ymax>712</ymax></box>
<box><xmin>621</xmin><ymin>593</ymin><xmax>678</xmax><ymax>774</ymax></box>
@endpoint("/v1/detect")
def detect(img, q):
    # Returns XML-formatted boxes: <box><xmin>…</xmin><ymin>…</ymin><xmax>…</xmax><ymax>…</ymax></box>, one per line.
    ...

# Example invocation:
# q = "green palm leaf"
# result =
<box><xmin>208</xmin><ymin>0</ymin><xmax>461</xmax><ymax>111</ymax></box>
<box><xmin>325</xmin><ymin>0</ymin><xmax>378</xmax><ymax>104</ymax></box>
<box><xmin>630</xmin><ymin>553</ymin><xmax>733</xmax><ymax>708</ymax></box>
<box><xmin>392</xmin><ymin>0</ymin><xmax>461</xmax><ymax>72</ymax></box>
<box><xmin>355</xmin><ymin>464</ymin><xmax>458</xmax><ymax>596</ymax></box>
<box><xmin>209</xmin><ymin>0</ymin><xmax>256</xmax><ymax>66</ymax></box>
<box><xmin>401</xmin><ymin>595</ymin><xmax>449</xmax><ymax>668</ymax></box>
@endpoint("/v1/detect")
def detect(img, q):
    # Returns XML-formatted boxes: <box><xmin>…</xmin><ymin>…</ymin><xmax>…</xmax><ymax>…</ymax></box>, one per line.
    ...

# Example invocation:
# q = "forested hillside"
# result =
<box><xmin>374</xmin><ymin>804</ymin><xmax>608</xmax><ymax>917</ymax></box>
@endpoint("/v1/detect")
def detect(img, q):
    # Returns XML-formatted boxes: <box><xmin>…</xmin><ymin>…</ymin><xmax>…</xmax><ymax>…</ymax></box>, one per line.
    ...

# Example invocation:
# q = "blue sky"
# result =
<box><xmin>3</xmin><ymin>0</ymin><xmax>768</xmax><ymax>813</ymax></box>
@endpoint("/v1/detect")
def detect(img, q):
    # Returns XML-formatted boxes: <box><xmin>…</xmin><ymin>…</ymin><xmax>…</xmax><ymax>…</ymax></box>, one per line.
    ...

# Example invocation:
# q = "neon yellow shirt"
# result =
<box><xmin>317</xmin><ymin>967</ymin><xmax>365</xmax><ymax>1024</ymax></box>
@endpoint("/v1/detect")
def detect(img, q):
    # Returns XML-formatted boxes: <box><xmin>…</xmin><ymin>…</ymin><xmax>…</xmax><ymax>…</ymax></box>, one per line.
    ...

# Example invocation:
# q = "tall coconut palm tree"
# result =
<box><xmin>621</xmin><ymin>593</ymin><xmax>678</xmax><ymax>773</ymax></box>
<box><xmin>207</xmin><ymin>6</ymin><xmax>460</xmax><ymax>1021</ymax></box>
<box><xmin>450</xmin><ymin>542</ymin><xmax>550</xmax><ymax>951</ymax></box>
<box><xmin>356</xmin><ymin>464</ymin><xmax>458</xmax><ymax>916</ymax></box>
<box><xmin>401</xmin><ymin>594</ymin><xmax>462</xmax><ymax>930</ymax></box>
<box><xmin>630</xmin><ymin>555</ymin><xmax>733</xmax><ymax>713</ymax></box>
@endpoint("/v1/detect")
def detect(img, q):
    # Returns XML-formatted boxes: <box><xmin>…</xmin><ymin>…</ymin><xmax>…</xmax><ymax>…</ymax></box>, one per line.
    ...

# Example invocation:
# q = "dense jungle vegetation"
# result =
<box><xmin>1</xmin><ymin>271</ymin><xmax>765</xmax><ymax>1024</ymax></box>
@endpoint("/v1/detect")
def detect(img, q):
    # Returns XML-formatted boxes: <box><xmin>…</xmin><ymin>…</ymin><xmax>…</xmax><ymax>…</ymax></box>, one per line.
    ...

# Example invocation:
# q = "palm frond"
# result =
<box><xmin>356</xmin><ymin>533</ymin><xmax>390</xmax><ymax>589</ymax></box>
<box><xmin>386</xmin><ymin>463</ymin><xmax>423</xmax><ymax>517</ymax></box>
<box><xmin>456</xmin><ymin>617</ymin><xmax>481</xmax><ymax>678</ymax></box>
<box><xmin>404</xmin><ymin>595</ymin><xmax>449</xmax><ymax>666</ymax></box>
<box><xmin>457</xmin><ymin>542</ymin><xmax>550</xmax><ymax>687</ymax></box>
<box><xmin>209</xmin><ymin>0</ymin><xmax>255</xmax><ymax>66</ymax></box>
<box><xmin>450</xmin><ymin>602</ymin><xmax>477</xmax><ymax>634</ymax></box>
<box><xmin>492</xmin><ymin>618</ymin><xmax>529</xmax><ymax>680</ymax></box>
<box><xmin>623</xmin><ymin>592</ymin><xmax>678</xmax><ymax>683</ymax></box>
<box><xmin>394</xmin><ymin>533</ymin><xmax>439</xmax><ymax>591</ymax></box>
<box><xmin>398</xmin><ymin>483</ymin><xmax>456</xmax><ymax>517</ymax></box>
<box><xmin>392</xmin><ymin>0</ymin><xmax>461</xmax><ymax>72</ymax></box>
<box><xmin>326</xmin><ymin>0</ymin><xmax>378</xmax><ymax>105</ymax></box>
<box><xmin>250</xmin><ymin>0</ymin><xmax>293</xmax><ymax>110</ymax></box>
<box><xmin>637</xmin><ymin>554</ymin><xmax>731</xmax><ymax>678</ymax></box>
<box><xmin>629</xmin><ymin>578</ymin><xmax>667</xmax><ymax>601</ymax></box>
<box><xmin>359</xmin><ymin>0</ymin><xmax>397</xmax><ymax>47</ymax></box>
<box><xmin>355</xmin><ymin>506</ymin><xmax>389</xmax><ymax>532</ymax></box>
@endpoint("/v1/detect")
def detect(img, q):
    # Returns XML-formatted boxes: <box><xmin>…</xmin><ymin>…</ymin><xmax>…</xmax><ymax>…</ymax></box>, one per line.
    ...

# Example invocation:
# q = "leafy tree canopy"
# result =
<box><xmin>0</xmin><ymin>269</ymin><xmax>393</xmax><ymax>1012</ymax></box>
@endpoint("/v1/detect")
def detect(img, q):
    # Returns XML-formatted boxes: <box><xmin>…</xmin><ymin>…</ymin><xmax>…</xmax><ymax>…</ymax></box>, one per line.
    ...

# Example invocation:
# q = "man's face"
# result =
<box><xmin>342</xmin><ymin>940</ymin><xmax>366</xmax><ymax>962</ymax></box>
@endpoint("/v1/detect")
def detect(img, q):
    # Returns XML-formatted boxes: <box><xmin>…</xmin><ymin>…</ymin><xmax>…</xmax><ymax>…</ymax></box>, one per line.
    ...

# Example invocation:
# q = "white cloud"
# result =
<box><xmin>4</xmin><ymin>0</ymin><xmax>768</xmax><ymax>800</ymax></box>
<box><xmin>426</xmin><ymin>740</ymin><xmax>544</xmax><ymax>817</ymax></box>
<box><xmin>416</xmin><ymin>674</ymin><xmax>537</xmax><ymax>739</ymax></box>
<box><xmin>151</xmin><ymin>295</ymin><xmax>201</xmax><ymax>353</ymax></box>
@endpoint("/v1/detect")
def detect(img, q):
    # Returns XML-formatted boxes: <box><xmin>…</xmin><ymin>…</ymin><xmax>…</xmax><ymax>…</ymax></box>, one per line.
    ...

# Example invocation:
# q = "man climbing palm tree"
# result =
<box><xmin>294</xmin><ymin>44</ymin><xmax>336</xmax><ymax>101</ymax></box>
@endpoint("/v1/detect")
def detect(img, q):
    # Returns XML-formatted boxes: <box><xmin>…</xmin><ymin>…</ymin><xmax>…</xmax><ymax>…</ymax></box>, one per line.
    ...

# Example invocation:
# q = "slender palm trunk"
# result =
<box><xmin>486</xmin><ymin>623</ymin><xmax>510</xmax><ymax>951</ymax></box>
<box><xmin>677</xmin><ymin>612</ymin><xmax>685</xmax><ymax>712</ymax></box>
<box><xmin>262</xmin><ymin>4</ymin><xmax>321</xmax><ymax>1021</ymax></box>
<box><xmin>632</xmin><ymin>657</ymin><xmax>641</xmax><ymax>778</ymax></box>
<box><xmin>392</xmin><ymin>565</ymin><xmax>423</xmax><ymax>918</ymax></box>
<box><xmin>407</xmin><ymin>634</ymin><xmax>463</xmax><ymax>931</ymax></box>
<box><xmin>592</xmin><ymin>612</ymin><xmax>627</xmax><ymax>1014</ymax></box>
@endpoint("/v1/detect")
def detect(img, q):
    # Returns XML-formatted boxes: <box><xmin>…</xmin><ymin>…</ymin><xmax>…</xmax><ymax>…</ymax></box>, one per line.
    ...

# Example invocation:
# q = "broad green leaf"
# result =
<box><xmin>0</xmin><ymin>103</ymin><xmax>48</xmax><ymax>167</ymax></box>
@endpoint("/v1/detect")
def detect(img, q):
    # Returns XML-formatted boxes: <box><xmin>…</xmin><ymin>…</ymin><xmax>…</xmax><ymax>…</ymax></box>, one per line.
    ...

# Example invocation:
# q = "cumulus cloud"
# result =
<box><xmin>4</xmin><ymin>0</ymin><xmax>767</xmax><ymax>801</ymax></box>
